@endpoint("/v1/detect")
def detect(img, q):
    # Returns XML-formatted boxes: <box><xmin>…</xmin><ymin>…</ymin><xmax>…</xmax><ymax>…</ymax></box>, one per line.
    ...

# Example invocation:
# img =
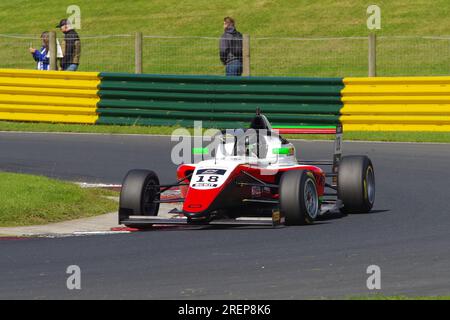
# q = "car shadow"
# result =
<box><xmin>316</xmin><ymin>211</ymin><xmax>347</xmax><ymax>221</ymax></box>
<box><xmin>127</xmin><ymin>209</ymin><xmax>390</xmax><ymax>233</ymax></box>
<box><xmin>316</xmin><ymin>208</ymin><xmax>390</xmax><ymax>221</ymax></box>
<box><xmin>367</xmin><ymin>209</ymin><xmax>390</xmax><ymax>214</ymax></box>
<box><xmin>131</xmin><ymin>220</ymin><xmax>331</xmax><ymax>233</ymax></box>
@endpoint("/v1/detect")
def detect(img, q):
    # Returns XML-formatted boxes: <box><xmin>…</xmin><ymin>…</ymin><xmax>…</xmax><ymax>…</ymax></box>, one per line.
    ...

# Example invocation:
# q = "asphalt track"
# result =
<box><xmin>0</xmin><ymin>132</ymin><xmax>449</xmax><ymax>299</ymax></box>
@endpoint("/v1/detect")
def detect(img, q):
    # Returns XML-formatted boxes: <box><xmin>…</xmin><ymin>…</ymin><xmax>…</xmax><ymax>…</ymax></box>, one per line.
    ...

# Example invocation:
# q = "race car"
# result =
<box><xmin>118</xmin><ymin>111</ymin><xmax>375</xmax><ymax>228</ymax></box>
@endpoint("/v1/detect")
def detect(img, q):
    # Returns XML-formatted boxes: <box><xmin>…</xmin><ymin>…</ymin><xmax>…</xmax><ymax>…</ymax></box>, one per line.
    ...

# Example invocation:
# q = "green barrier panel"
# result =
<box><xmin>98</xmin><ymin>100</ymin><xmax>341</xmax><ymax>114</ymax></box>
<box><xmin>98</xmin><ymin>90</ymin><xmax>342</xmax><ymax>104</ymax></box>
<box><xmin>99</xmin><ymin>73</ymin><xmax>344</xmax><ymax>85</ymax></box>
<box><xmin>99</xmin><ymin>81</ymin><xmax>342</xmax><ymax>96</ymax></box>
<box><xmin>96</xmin><ymin>73</ymin><xmax>344</xmax><ymax>128</ymax></box>
<box><xmin>97</xmin><ymin>108</ymin><xmax>339</xmax><ymax>124</ymax></box>
<box><xmin>97</xmin><ymin>116</ymin><xmax>335</xmax><ymax>129</ymax></box>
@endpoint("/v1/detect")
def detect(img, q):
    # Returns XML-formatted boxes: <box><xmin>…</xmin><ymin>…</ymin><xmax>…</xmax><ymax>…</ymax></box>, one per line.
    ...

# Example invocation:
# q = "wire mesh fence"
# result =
<box><xmin>0</xmin><ymin>34</ymin><xmax>41</xmax><ymax>70</ymax></box>
<box><xmin>0</xmin><ymin>34</ymin><xmax>449</xmax><ymax>76</ymax></box>
<box><xmin>143</xmin><ymin>36</ymin><xmax>223</xmax><ymax>75</ymax></box>
<box><xmin>377</xmin><ymin>36</ymin><xmax>450</xmax><ymax>76</ymax></box>
<box><xmin>80</xmin><ymin>35</ymin><xmax>135</xmax><ymax>73</ymax></box>
<box><xmin>251</xmin><ymin>37</ymin><xmax>368</xmax><ymax>77</ymax></box>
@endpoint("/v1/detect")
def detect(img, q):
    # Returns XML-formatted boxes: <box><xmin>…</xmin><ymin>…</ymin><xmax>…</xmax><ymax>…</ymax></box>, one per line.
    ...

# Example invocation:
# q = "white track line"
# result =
<box><xmin>76</xmin><ymin>182</ymin><xmax>122</xmax><ymax>188</ymax></box>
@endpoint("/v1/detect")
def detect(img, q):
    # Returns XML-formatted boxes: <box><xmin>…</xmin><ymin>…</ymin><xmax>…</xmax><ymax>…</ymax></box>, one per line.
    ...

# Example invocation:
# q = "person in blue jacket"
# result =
<box><xmin>29</xmin><ymin>32</ymin><xmax>50</xmax><ymax>70</ymax></box>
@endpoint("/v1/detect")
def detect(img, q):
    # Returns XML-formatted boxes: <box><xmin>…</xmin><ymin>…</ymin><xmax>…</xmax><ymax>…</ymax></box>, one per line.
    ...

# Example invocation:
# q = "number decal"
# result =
<box><xmin>208</xmin><ymin>176</ymin><xmax>219</xmax><ymax>182</ymax></box>
<box><xmin>191</xmin><ymin>168</ymin><xmax>229</xmax><ymax>189</ymax></box>
<box><xmin>196</xmin><ymin>175</ymin><xmax>219</xmax><ymax>182</ymax></box>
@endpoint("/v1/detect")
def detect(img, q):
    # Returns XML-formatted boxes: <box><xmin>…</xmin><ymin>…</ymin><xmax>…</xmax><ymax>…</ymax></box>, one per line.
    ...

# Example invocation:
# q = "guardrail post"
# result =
<box><xmin>49</xmin><ymin>31</ymin><xmax>57</xmax><ymax>71</ymax></box>
<box><xmin>368</xmin><ymin>33</ymin><xmax>377</xmax><ymax>77</ymax></box>
<box><xmin>242</xmin><ymin>34</ymin><xmax>251</xmax><ymax>76</ymax></box>
<box><xmin>135</xmin><ymin>32</ymin><xmax>143</xmax><ymax>74</ymax></box>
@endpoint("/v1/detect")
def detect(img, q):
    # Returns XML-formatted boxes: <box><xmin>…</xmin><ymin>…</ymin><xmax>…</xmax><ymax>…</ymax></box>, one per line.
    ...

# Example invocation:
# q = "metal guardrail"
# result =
<box><xmin>341</xmin><ymin>77</ymin><xmax>450</xmax><ymax>131</ymax></box>
<box><xmin>0</xmin><ymin>69</ymin><xmax>449</xmax><ymax>132</ymax></box>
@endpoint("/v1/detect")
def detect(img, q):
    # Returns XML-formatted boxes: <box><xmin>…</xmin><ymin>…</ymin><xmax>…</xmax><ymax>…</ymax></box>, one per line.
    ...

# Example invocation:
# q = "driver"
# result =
<box><xmin>236</xmin><ymin>129</ymin><xmax>269</xmax><ymax>159</ymax></box>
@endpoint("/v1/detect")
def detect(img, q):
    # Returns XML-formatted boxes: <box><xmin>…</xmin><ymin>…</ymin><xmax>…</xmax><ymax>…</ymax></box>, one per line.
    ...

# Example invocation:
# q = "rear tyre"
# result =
<box><xmin>119</xmin><ymin>170</ymin><xmax>160</xmax><ymax>227</ymax></box>
<box><xmin>279</xmin><ymin>170</ymin><xmax>319</xmax><ymax>225</ymax></box>
<box><xmin>338</xmin><ymin>156</ymin><xmax>375</xmax><ymax>214</ymax></box>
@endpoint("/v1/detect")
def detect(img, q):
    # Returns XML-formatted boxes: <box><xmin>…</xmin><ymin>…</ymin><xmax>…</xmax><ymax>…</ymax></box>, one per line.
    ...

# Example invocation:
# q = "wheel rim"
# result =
<box><xmin>142</xmin><ymin>179</ymin><xmax>159</xmax><ymax>214</ymax></box>
<box><xmin>304</xmin><ymin>178</ymin><xmax>319</xmax><ymax>219</ymax></box>
<box><xmin>365</xmin><ymin>166</ymin><xmax>375</xmax><ymax>204</ymax></box>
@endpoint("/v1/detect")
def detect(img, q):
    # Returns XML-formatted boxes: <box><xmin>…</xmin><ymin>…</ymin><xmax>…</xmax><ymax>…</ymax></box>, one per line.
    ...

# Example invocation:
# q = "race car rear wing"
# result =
<box><xmin>274</xmin><ymin>123</ymin><xmax>343</xmax><ymax>185</ymax></box>
<box><xmin>274</xmin><ymin>127</ymin><xmax>337</xmax><ymax>135</ymax></box>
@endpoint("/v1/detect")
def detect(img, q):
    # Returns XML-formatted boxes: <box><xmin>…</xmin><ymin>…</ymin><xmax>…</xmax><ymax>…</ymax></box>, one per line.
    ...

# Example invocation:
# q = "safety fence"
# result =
<box><xmin>0</xmin><ymin>69</ymin><xmax>449</xmax><ymax>132</ymax></box>
<box><xmin>2</xmin><ymin>34</ymin><xmax>450</xmax><ymax>77</ymax></box>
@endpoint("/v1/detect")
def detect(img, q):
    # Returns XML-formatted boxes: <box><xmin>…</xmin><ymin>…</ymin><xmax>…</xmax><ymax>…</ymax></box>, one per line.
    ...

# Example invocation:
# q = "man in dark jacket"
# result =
<box><xmin>220</xmin><ymin>17</ymin><xmax>243</xmax><ymax>76</ymax></box>
<box><xmin>56</xmin><ymin>19</ymin><xmax>81</xmax><ymax>71</ymax></box>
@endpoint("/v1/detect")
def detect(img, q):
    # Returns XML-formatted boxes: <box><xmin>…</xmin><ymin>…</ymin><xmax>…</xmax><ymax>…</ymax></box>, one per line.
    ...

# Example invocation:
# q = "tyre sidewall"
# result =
<box><xmin>120</xmin><ymin>169</ymin><xmax>160</xmax><ymax>216</ymax></box>
<box><xmin>338</xmin><ymin>156</ymin><xmax>375</xmax><ymax>213</ymax></box>
<box><xmin>280</xmin><ymin>170</ymin><xmax>319</xmax><ymax>225</ymax></box>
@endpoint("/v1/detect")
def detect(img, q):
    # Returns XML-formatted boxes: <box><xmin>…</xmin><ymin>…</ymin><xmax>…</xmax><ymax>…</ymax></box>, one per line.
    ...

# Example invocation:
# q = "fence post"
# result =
<box><xmin>242</xmin><ymin>34</ymin><xmax>251</xmax><ymax>76</ymax></box>
<box><xmin>368</xmin><ymin>33</ymin><xmax>377</xmax><ymax>77</ymax></box>
<box><xmin>135</xmin><ymin>32</ymin><xmax>143</xmax><ymax>74</ymax></box>
<box><xmin>49</xmin><ymin>31</ymin><xmax>57</xmax><ymax>71</ymax></box>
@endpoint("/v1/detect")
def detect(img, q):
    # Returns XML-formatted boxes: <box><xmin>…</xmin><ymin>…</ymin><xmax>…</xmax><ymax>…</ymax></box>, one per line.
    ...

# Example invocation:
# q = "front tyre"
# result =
<box><xmin>338</xmin><ymin>156</ymin><xmax>375</xmax><ymax>214</ymax></box>
<box><xmin>279</xmin><ymin>170</ymin><xmax>319</xmax><ymax>225</ymax></box>
<box><xmin>119</xmin><ymin>170</ymin><xmax>160</xmax><ymax>225</ymax></box>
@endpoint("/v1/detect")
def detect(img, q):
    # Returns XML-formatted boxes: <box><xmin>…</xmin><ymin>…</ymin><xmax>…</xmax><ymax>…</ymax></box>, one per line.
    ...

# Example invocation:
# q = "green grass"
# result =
<box><xmin>0</xmin><ymin>172</ymin><xmax>118</xmax><ymax>227</ymax></box>
<box><xmin>1</xmin><ymin>121</ymin><xmax>450</xmax><ymax>143</ymax></box>
<box><xmin>0</xmin><ymin>0</ymin><xmax>449</xmax><ymax>76</ymax></box>
<box><xmin>0</xmin><ymin>120</ymin><xmax>181</xmax><ymax>135</ymax></box>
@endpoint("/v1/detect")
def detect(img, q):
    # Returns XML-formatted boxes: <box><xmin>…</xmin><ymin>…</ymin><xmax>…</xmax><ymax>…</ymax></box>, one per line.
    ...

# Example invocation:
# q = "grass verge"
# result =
<box><xmin>1</xmin><ymin>0</ymin><xmax>449</xmax><ymax>76</ymax></box>
<box><xmin>1</xmin><ymin>121</ymin><xmax>450</xmax><ymax>143</ymax></box>
<box><xmin>0</xmin><ymin>172</ymin><xmax>118</xmax><ymax>227</ymax></box>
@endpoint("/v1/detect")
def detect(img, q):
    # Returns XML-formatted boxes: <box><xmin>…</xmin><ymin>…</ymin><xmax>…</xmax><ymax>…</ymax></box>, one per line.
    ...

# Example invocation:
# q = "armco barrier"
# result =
<box><xmin>97</xmin><ymin>73</ymin><xmax>343</xmax><ymax>130</ymax></box>
<box><xmin>1</xmin><ymin>69</ymin><xmax>450</xmax><ymax>132</ymax></box>
<box><xmin>0</xmin><ymin>69</ymin><xmax>100</xmax><ymax>124</ymax></box>
<box><xmin>341</xmin><ymin>77</ymin><xmax>450</xmax><ymax>131</ymax></box>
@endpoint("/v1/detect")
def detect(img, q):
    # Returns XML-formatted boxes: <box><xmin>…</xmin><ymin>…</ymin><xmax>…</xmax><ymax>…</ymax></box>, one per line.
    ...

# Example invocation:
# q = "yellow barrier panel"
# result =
<box><xmin>341</xmin><ymin>77</ymin><xmax>450</xmax><ymax>132</ymax></box>
<box><xmin>0</xmin><ymin>77</ymin><xmax>99</xmax><ymax>90</ymax></box>
<box><xmin>341</xmin><ymin>115</ymin><xmax>450</xmax><ymax>124</ymax></box>
<box><xmin>0</xmin><ymin>95</ymin><xmax>99</xmax><ymax>107</ymax></box>
<box><xmin>0</xmin><ymin>69</ymin><xmax>99</xmax><ymax>124</ymax></box>
<box><xmin>0</xmin><ymin>112</ymin><xmax>98</xmax><ymax>124</ymax></box>
<box><xmin>340</xmin><ymin>104</ymin><xmax>450</xmax><ymax>115</ymax></box>
<box><xmin>0</xmin><ymin>86</ymin><xmax>99</xmax><ymax>98</ymax></box>
<box><xmin>0</xmin><ymin>69</ymin><xmax>99</xmax><ymax>80</ymax></box>
<box><xmin>0</xmin><ymin>104</ymin><xmax>97</xmax><ymax>115</ymax></box>
<box><xmin>342</xmin><ymin>123</ymin><xmax>450</xmax><ymax>132</ymax></box>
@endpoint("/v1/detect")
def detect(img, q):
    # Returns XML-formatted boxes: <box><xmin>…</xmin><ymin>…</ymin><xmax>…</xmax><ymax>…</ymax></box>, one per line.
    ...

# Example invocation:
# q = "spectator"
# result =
<box><xmin>56</xmin><ymin>19</ymin><xmax>81</xmax><ymax>71</ymax></box>
<box><xmin>220</xmin><ymin>17</ymin><xmax>243</xmax><ymax>76</ymax></box>
<box><xmin>29</xmin><ymin>32</ymin><xmax>50</xmax><ymax>70</ymax></box>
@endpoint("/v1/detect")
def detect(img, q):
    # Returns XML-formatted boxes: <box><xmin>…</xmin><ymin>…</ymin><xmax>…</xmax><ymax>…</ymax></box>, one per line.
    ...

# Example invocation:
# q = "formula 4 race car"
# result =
<box><xmin>118</xmin><ymin>111</ymin><xmax>375</xmax><ymax>228</ymax></box>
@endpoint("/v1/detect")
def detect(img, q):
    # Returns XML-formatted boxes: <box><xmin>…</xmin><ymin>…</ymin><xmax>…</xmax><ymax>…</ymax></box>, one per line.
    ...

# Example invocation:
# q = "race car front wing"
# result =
<box><xmin>120</xmin><ymin>209</ymin><xmax>285</xmax><ymax>228</ymax></box>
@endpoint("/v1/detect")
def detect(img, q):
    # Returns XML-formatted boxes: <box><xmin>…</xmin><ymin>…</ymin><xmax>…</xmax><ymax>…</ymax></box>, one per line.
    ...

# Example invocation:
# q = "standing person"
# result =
<box><xmin>56</xmin><ymin>19</ymin><xmax>81</xmax><ymax>71</ymax></box>
<box><xmin>29</xmin><ymin>32</ymin><xmax>50</xmax><ymax>70</ymax></box>
<box><xmin>220</xmin><ymin>17</ymin><xmax>243</xmax><ymax>76</ymax></box>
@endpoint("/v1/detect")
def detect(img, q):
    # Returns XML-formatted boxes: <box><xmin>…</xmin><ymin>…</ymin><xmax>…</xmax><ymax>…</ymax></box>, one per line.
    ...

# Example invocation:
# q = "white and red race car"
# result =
<box><xmin>118</xmin><ymin>112</ymin><xmax>375</xmax><ymax>228</ymax></box>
